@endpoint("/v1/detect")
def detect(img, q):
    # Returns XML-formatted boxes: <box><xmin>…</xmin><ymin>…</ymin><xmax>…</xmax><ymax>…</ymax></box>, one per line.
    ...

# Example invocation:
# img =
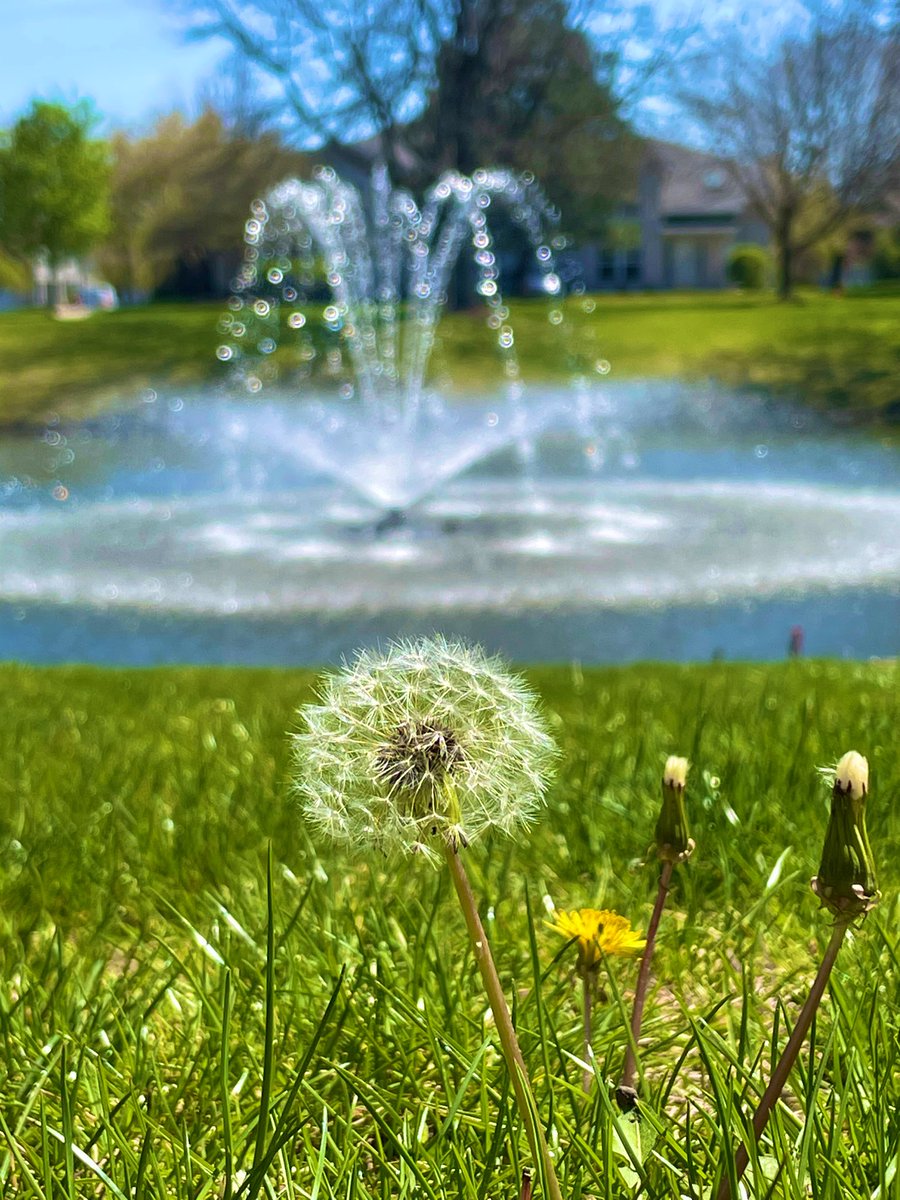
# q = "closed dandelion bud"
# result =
<box><xmin>291</xmin><ymin>636</ymin><xmax>558</xmax><ymax>863</ymax></box>
<box><xmin>655</xmin><ymin>755</ymin><xmax>694</xmax><ymax>863</ymax></box>
<box><xmin>812</xmin><ymin>751</ymin><xmax>879</xmax><ymax>918</ymax></box>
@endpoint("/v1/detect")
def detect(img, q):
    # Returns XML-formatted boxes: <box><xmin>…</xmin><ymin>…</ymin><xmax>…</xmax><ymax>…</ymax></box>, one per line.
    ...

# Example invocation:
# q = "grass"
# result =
<box><xmin>1</xmin><ymin>659</ymin><xmax>898</xmax><ymax>1198</ymax></box>
<box><xmin>1</xmin><ymin>288</ymin><xmax>898</xmax><ymax>428</ymax></box>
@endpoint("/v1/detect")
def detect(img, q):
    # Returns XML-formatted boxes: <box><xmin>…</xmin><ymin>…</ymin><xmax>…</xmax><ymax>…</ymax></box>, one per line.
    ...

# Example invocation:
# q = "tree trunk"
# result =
<box><xmin>776</xmin><ymin>212</ymin><xmax>794</xmax><ymax>300</ymax></box>
<box><xmin>47</xmin><ymin>265</ymin><xmax>61</xmax><ymax>308</ymax></box>
<box><xmin>828</xmin><ymin>252</ymin><xmax>845</xmax><ymax>292</ymax></box>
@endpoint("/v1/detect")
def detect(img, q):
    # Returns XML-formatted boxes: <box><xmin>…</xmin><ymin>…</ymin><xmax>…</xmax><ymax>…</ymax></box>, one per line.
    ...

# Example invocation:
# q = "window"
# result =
<box><xmin>599</xmin><ymin>249</ymin><xmax>617</xmax><ymax>282</ymax></box>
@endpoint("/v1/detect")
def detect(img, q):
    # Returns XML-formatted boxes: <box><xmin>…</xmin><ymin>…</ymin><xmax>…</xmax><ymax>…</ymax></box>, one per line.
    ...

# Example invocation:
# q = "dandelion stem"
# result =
<box><xmin>715</xmin><ymin>919</ymin><xmax>849</xmax><ymax>1200</ymax></box>
<box><xmin>581</xmin><ymin>972</ymin><xmax>593</xmax><ymax>1093</ymax></box>
<box><xmin>443</xmin><ymin>843</ymin><xmax>563</xmax><ymax>1200</ymax></box>
<box><xmin>617</xmin><ymin>858</ymin><xmax>674</xmax><ymax>1109</ymax></box>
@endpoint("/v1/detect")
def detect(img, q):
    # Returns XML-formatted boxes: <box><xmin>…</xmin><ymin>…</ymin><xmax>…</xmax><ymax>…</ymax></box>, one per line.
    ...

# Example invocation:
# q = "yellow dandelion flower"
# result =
<box><xmin>547</xmin><ymin>908</ymin><xmax>646</xmax><ymax>971</ymax></box>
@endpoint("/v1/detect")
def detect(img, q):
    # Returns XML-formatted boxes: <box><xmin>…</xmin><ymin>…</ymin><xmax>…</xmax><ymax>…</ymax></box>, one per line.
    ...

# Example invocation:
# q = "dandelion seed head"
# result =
<box><xmin>291</xmin><ymin>636</ymin><xmax>557</xmax><ymax>862</ymax></box>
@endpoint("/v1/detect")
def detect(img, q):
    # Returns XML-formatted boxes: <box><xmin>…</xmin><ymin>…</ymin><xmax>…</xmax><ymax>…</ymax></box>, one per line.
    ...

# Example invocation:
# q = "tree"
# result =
<box><xmin>97</xmin><ymin>109</ymin><xmax>309</xmax><ymax>299</ymax></box>
<box><xmin>176</xmin><ymin>0</ymin><xmax>680</xmax><ymax>209</ymax></box>
<box><xmin>681</xmin><ymin>14</ymin><xmax>900</xmax><ymax>298</ymax></box>
<box><xmin>177</xmin><ymin>0</ymin><xmax>443</xmax><ymax>167</ymax></box>
<box><xmin>404</xmin><ymin>0</ymin><xmax>637</xmax><ymax>239</ymax></box>
<box><xmin>0</xmin><ymin>100</ymin><xmax>110</xmax><ymax>303</ymax></box>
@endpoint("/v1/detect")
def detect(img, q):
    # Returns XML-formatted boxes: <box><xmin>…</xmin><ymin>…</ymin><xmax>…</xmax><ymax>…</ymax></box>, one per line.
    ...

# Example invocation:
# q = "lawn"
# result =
<box><xmin>1</xmin><ymin>659</ymin><xmax>898</xmax><ymax>1198</ymax></box>
<box><xmin>1</xmin><ymin>288</ymin><xmax>898</xmax><ymax>428</ymax></box>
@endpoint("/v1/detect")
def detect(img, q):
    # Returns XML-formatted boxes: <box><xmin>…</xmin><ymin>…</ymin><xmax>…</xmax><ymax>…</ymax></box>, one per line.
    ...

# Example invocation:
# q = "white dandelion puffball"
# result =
<box><xmin>292</xmin><ymin>637</ymin><xmax>558</xmax><ymax>861</ymax></box>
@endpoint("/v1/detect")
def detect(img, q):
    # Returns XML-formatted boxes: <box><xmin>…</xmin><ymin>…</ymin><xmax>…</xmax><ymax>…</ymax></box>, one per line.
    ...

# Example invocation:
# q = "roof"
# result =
<box><xmin>644</xmin><ymin>138</ymin><xmax>747</xmax><ymax>218</ymax></box>
<box><xmin>322</xmin><ymin>134</ymin><xmax>421</xmax><ymax>177</ymax></box>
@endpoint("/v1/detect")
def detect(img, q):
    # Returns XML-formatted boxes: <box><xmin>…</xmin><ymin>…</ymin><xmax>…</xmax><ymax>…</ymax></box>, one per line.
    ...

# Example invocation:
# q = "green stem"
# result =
<box><xmin>581</xmin><ymin>971</ymin><xmax>593</xmax><ymax>1093</ymax></box>
<box><xmin>617</xmin><ymin>858</ymin><xmax>674</xmax><ymax>1109</ymax></box>
<box><xmin>443</xmin><ymin>843</ymin><xmax>563</xmax><ymax>1200</ymax></box>
<box><xmin>715</xmin><ymin>920</ymin><xmax>849</xmax><ymax>1200</ymax></box>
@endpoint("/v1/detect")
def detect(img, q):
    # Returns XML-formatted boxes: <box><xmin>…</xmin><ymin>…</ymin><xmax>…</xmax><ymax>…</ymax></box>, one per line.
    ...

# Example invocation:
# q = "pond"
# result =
<box><xmin>1</xmin><ymin>379</ymin><xmax>897</xmax><ymax>665</ymax></box>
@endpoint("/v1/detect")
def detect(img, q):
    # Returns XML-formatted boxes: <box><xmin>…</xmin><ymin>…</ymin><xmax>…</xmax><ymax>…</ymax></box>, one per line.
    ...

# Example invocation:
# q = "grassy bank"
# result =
<box><xmin>1</xmin><ymin>660</ymin><xmax>898</xmax><ymax>1197</ymax></box>
<box><xmin>1</xmin><ymin>288</ymin><xmax>898</xmax><ymax>428</ymax></box>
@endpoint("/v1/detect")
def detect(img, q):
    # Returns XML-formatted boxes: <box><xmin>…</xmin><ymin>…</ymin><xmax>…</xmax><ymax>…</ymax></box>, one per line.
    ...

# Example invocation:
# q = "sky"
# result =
<box><xmin>0</xmin><ymin>0</ymin><xmax>826</xmax><ymax>137</ymax></box>
<box><xmin>0</xmin><ymin>0</ymin><xmax>230</xmax><ymax>130</ymax></box>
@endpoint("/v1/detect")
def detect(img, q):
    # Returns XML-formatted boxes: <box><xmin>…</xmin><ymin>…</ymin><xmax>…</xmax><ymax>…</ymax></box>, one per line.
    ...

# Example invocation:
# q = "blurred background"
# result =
<box><xmin>0</xmin><ymin>0</ymin><xmax>897</xmax><ymax>666</ymax></box>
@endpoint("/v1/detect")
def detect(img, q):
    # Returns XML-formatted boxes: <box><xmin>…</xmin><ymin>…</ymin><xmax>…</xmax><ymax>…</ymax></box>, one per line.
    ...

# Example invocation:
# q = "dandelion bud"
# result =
<box><xmin>655</xmin><ymin>755</ymin><xmax>694</xmax><ymax>863</ymax></box>
<box><xmin>812</xmin><ymin>751</ymin><xmax>879</xmax><ymax>918</ymax></box>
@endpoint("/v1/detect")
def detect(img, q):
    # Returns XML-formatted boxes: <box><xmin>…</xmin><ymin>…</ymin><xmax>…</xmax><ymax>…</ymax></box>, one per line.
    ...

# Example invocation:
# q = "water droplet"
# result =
<box><xmin>486</xmin><ymin>412</ymin><xmax>499</xmax><ymax>427</ymax></box>
<box><xmin>323</xmin><ymin>305</ymin><xmax>340</xmax><ymax>323</ymax></box>
<box><xmin>216</xmin><ymin>345</ymin><xmax>234</xmax><ymax>361</ymax></box>
<box><xmin>755</xmin><ymin>444</ymin><xmax>769</xmax><ymax>458</ymax></box>
<box><xmin>543</xmin><ymin>273</ymin><xmax>561</xmax><ymax>295</ymax></box>
<box><xmin>537</xmin><ymin>245</ymin><xmax>551</xmax><ymax>262</ymax></box>
<box><xmin>548</xmin><ymin>309</ymin><xmax>563</xmax><ymax>325</ymax></box>
<box><xmin>259</xmin><ymin>338</ymin><xmax>276</xmax><ymax>354</ymax></box>
<box><xmin>267</xmin><ymin>267</ymin><xmax>283</xmax><ymax>284</ymax></box>
<box><xmin>253</xmin><ymin>300</ymin><xmax>271</xmax><ymax>317</ymax></box>
<box><xmin>595</xmin><ymin>359</ymin><xmax>611</xmax><ymax>375</ymax></box>
<box><xmin>288</xmin><ymin>312</ymin><xmax>306</xmax><ymax>329</ymax></box>
<box><xmin>582</xmin><ymin>298</ymin><xmax>596</xmax><ymax>314</ymax></box>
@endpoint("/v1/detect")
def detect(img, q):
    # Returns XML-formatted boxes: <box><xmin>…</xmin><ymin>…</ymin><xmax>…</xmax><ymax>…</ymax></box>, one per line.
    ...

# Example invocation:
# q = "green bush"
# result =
<box><xmin>873</xmin><ymin>225</ymin><xmax>900</xmax><ymax>280</ymax></box>
<box><xmin>727</xmin><ymin>242</ymin><xmax>769</xmax><ymax>289</ymax></box>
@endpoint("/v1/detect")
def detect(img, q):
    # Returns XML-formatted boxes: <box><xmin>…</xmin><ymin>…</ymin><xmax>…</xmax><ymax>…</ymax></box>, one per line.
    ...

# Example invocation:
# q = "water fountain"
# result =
<box><xmin>216</xmin><ymin>164</ymin><xmax>598</xmax><ymax>513</ymax></box>
<box><xmin>1</xmin><ymin>164</ymin><xmax>898</xmax><ymax>665</ymax></box>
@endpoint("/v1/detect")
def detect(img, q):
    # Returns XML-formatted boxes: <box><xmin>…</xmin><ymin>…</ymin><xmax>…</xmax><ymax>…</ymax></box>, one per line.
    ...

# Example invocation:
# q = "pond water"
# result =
<box><xmin>1</xmin><ymin>380</ymin><xmax>897</xmax><ymax>665</ymax></box>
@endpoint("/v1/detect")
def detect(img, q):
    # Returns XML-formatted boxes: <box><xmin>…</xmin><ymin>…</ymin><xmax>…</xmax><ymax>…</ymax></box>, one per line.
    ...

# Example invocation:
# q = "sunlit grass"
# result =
<box><xmin>1</xmin><ymin>288</ymin><xmax>898</xmax><ymax>427</ymax></box>
<box><xmin>1</xmin><ymin>659</ymin><xmax>898</xmax><ymax>1197</ymax></box>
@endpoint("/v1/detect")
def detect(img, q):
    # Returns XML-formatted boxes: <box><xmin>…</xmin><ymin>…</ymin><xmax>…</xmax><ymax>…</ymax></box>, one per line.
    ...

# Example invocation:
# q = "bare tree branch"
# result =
<box><xmin>679</xmin><ymin>11</ymin><xmax>899</xmax><ymax>296</ymax></box>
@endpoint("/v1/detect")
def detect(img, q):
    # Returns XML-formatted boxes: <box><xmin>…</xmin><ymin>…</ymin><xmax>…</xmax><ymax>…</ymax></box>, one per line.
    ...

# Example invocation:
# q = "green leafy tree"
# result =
<box><xmin>406</xmin><ymin>0</ymin><xmax>637</xmax><ymax>240</ymax></box>
<box><xmin>98</xmin><ymin>109</ymin><xmax>309</xmax><ymax>299</ymax></box>
<box><xmin>0</xmin><ymin>100</ymin><xmax>110</xmax><ymax>303</ymax></box>
<box><xmin>178</xmin><ymin>0</ymin><xmax>689</xmax><ymax>236</ymax></box>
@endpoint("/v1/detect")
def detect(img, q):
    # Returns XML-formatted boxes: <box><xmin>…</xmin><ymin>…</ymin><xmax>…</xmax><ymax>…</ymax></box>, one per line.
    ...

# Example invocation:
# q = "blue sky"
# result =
<box><xmin>0</xmin><ymin>0</ymin><xmax>229</xmax><ymax>129</ymax></box>
<box><xmin>0</xmin><ymin>0</ymin><xmax>819</xmax><ymax>136</ymax></box>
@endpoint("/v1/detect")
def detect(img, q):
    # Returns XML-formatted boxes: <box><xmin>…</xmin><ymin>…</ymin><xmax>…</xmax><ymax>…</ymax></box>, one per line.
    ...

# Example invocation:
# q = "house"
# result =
<box><xmin>321</xmin><ymin>134</ymin><xmax>770</xmax><ymax>293</ymax></box>
<box><xmin>586</xmin><ymin>139</ymin><xmax>769</xmax><ymax>291</ymax></box>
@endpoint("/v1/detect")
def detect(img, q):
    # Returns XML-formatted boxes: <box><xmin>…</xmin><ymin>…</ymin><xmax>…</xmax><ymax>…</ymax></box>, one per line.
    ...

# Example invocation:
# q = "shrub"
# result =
<box><xmin>872</xmin><ymin>226</ymin><xmax>900</xmax><ymax>280</ymax></box>
<box><xmin>727</xmin><ymin>243</ymin><xmax>769</xmax><ymax>289</ymax></box>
